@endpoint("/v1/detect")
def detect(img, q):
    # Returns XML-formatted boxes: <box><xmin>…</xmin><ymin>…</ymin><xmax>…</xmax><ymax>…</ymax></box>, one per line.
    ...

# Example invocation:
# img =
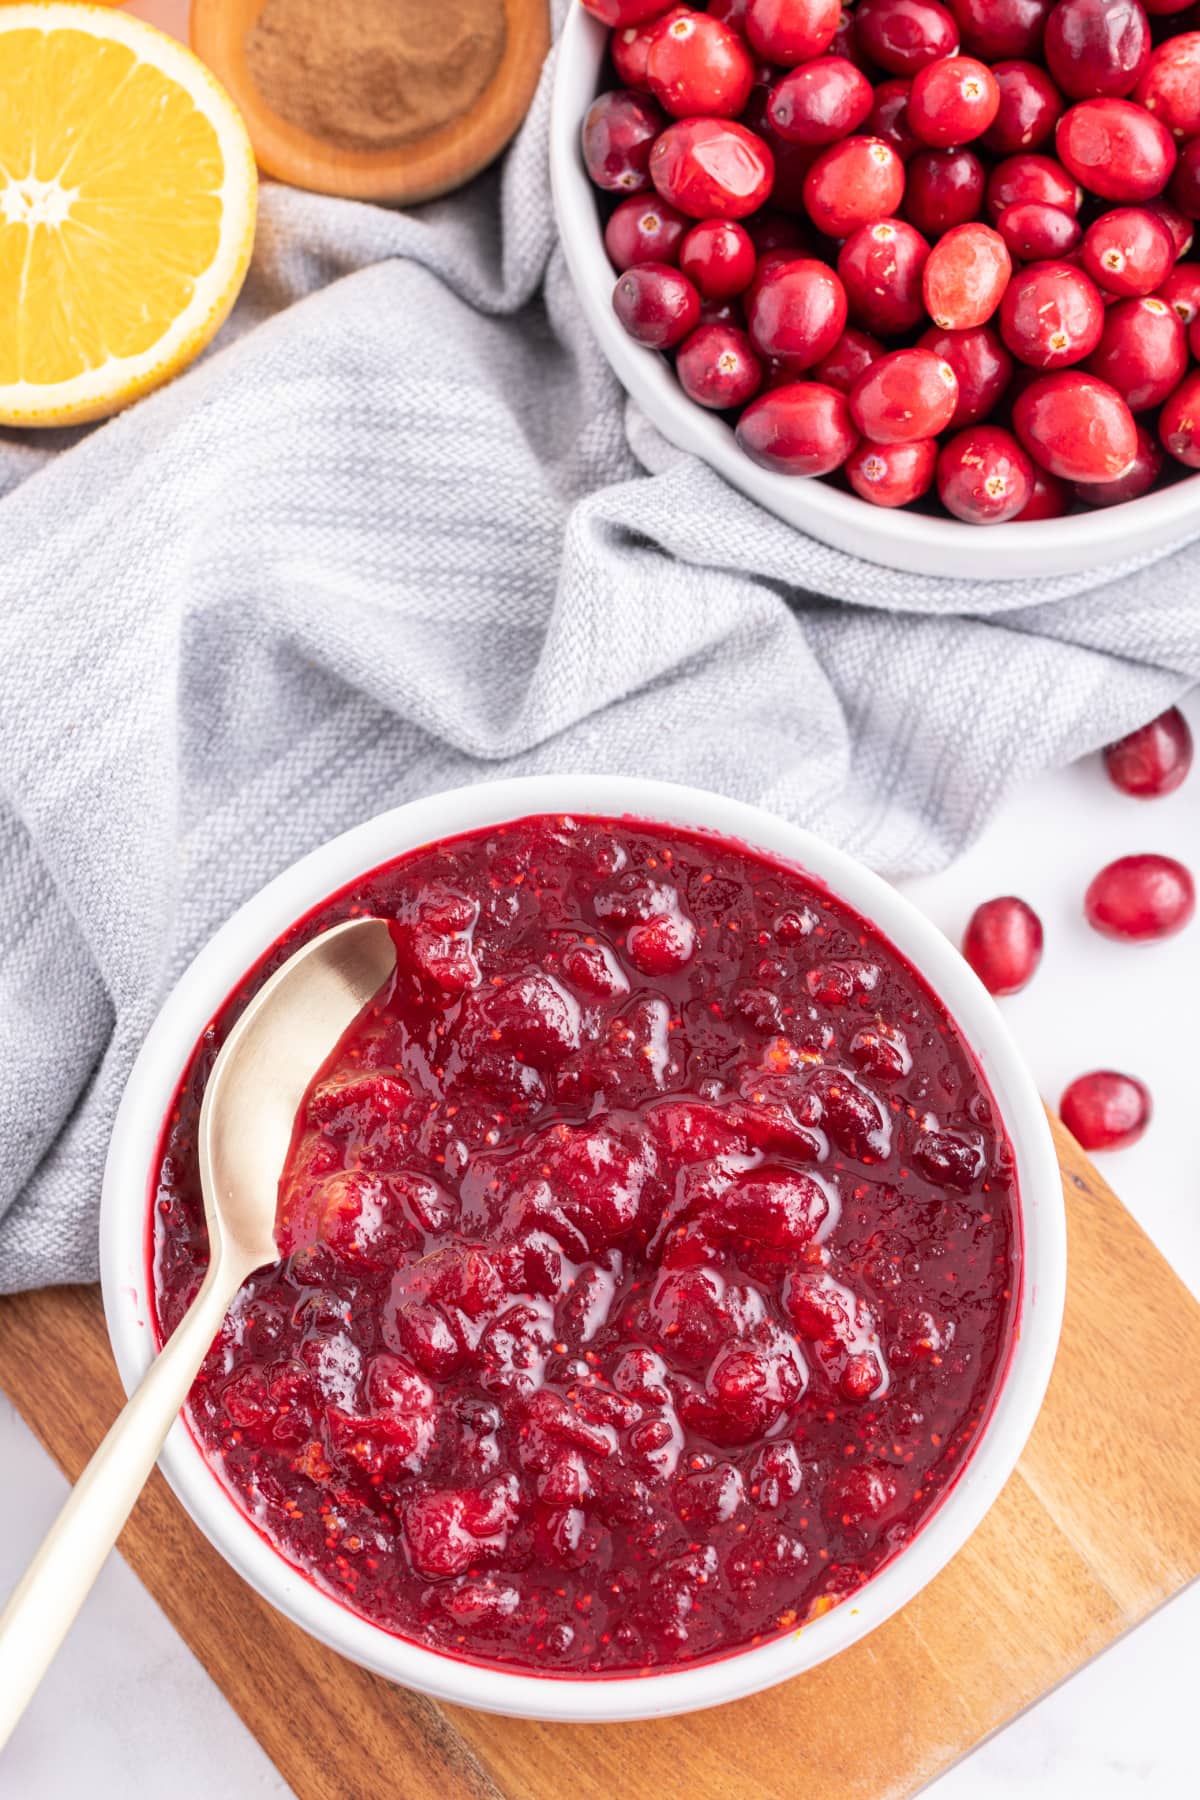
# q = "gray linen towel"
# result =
<box><xmin>0</xmin><ymin>15</ymin><xmax>1196</xmax><ymax>1291</ymax></box>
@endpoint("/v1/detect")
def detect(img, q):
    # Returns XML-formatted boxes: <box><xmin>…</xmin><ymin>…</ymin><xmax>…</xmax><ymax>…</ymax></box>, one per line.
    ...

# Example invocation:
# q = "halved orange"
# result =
<box><xmin>0</xmin><ymin>4</ymin><xmax>257</xmax><ymax>426</ymax></box>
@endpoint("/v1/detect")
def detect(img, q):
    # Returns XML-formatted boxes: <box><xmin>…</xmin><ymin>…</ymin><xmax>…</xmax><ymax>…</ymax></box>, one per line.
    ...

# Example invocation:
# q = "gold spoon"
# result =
<box><xmin>0</xmin><ymin>916</ymin><xmax>396</xmax><ymax>1750</ymax></box>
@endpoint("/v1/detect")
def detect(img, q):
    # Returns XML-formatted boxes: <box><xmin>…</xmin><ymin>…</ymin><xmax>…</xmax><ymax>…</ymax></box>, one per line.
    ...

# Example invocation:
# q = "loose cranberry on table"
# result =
<box><xmin>919</xmin><ymin>322</ymin><xmax>1015</xmax><ymax>422</ymax></box>
<box><xmin>613</xmin><ymin>262</ymin><xmax>701</xmax><ymax>346</ymax></box>
<box><xmin>646</xmin><ymin>11</ymin><xmax>756</xmax><ymax>118</ymax></box>
<box><xmin>937</xmin><ymin>424</ymin><xmax>1036</xmax><ymax>520</ymax></box>
<box><xmin>1084</xmin><ymin>851</ymin><xmax>1196</xmax><ymax>938</ymax></box>
<box><xmin>604</xmin><ymin>195</ymin><xmax>688</xmax><ymax>270</ymax></box>
<box><xmin>849</xmin><ymin>346</ymin><xmax>959</xmax><ymax>440</ymax></box>
<box><xmin>999</xmin><ymin>261</ymin><xmax>1105</xmax><ymax>366</ymax></box>
<box><xmin>909</xmin><ymin>56</ymin><xmax>1002</xmax><ymax>146</ymax></box>
<box><xmin>1042</xmin><ymin>0</ymin><xmax>1152</xmax><ymax>99</ymax></box>
<box><xmin>745</xmin><ymin>0</ymin><xmax>843</xmax><ymax>63</ymax></box>
<box><xmin>996</xmin><ymin>198</ymin><xmax>1083</xmax><ymax>259</ymax></box>
<box><xmin>677</xmin><ymin>322</ymin><xmax>765</xmax><ymax>407</ymax></box>
<box><xmin>1055</xmin><ymin>97</ymin><xmax>1177</xmax><ymax>201</ymax></box>
<box><xmin>650</xmin><ymin>117</ymin><xmax>775</xmax><ymax>218</ymax></box>
<box><xmin>838</xmin><ymin>218</ymin><xmax>932</xmax><ymax>334</ymax></box>
<box><xmin>582</xmin><ymin>89</ymin><xmax>665</xmax><ymax>191</ymax></box>
<box><xmin>1133</xmin><ymin>30</ymin><xmax>1200</xmax><ymax>137</ymax></box>
<box><xmin>747</xmin><ymin>256</ymin><xmax>848</xmax><ymax>367</ymax></box>
<box><xmin>767</xmin><ymin>56</ymin><xmax>875</xmax><ymax>145</ymax></box>
<box><xmin>736</xmin><ymin>378</ymin><xmax>859</xmax><ymax>468</ymax></box>
<box><xmin>951</xmin><ymin>0</ymin><xmax>1054</xmax><ymax>60</ymax></box>
<box><xmin>1087</xmin><ymin>296</ymin><xmax>1188</xmax><ymax>409</ymax></box>
<box><xmin>986</xmin><ymin>150</ymin><xmax>1083</xmax><ymax>218</ymax></box>
<box><xmin>1081</xmin><ymin>206</ymin><xmax>1175</xmax><ymax>295</ymax></box>
<box><xmin>679</xmin><ymin>219</ymin><xmax>757</xmax><ymax>296</ymax></box>
<box><xmin>1060</xmin><ymin>1070</ymin><xmax>1152</xmax><ymax>1150</ymax></box>
<box><xmin>962</xmin><ymin>895</ymin><xmax>1044</xmax><ymax>991</ymax></box>
<box><xmin>1159</xmin><ymin>366</ymin><xmax>1200</xmax><ymax>462</ymax></box>
<box><xmin>803</xmin><ymin>135</ymin><xmax>907</xmax><ymax>237</ymax></box>
<box><xmin>870</xmin><ymin>77</ymin><xmax>922</xmax><ymax>159</ymax></box>
<box><xmin>154</xmin><ymin>816</ymin><xmax>1021</xmax><ymax>1670</ymax></box>
<box><xmin>852</xmin><ymin>0</ymin><xmax>961</xmax><ymax>74</ymax></box>
<box><xmin>813</xmin><ymin>324</ymin><xmax>886</xmax><ymax>389</ymax></box>
<box><xmin>1103</xmin><ymin>705</ymin><xmax>1194</xmax><ymax>795</ymax></box>
<box><xmin>923</xmin><ymin>222</ymin><xmax>1013</xmax><ymax>328</ymax></box>
<box><xmin>1076</xmin><ymin>419</ymin><xmax>1165</xmax><ymax>498</ymax></box>
<box><xmin>983</xmin><ymin>60</ymin><xmax>1064</xmax><ymax>153</ymax></box>
<box><xmin>1012</xmin><ymin>370</ymin><xmax>1138</xmax><ymax>478</ymax></box>
<box><xmin>904</xmin><ymin>148</ymin><xmax>987</xmax><ymax>237</ymax></box>
<box><xmin>845</xmin><ymin>434</ymin><xmax>938</xmax><ymax>502</ymax></box>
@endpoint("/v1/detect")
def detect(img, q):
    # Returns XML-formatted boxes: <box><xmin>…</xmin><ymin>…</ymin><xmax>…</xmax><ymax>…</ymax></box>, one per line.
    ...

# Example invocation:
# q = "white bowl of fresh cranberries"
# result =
<box><xmin>552</xmin><ymin>0</ymin><xmax>1200</xmax><ymax>576</ymax></box>
<box><xmin>100</xmin><ymin>775</ymin><xmax>1065</xmax><ymax>1719</ymax></box>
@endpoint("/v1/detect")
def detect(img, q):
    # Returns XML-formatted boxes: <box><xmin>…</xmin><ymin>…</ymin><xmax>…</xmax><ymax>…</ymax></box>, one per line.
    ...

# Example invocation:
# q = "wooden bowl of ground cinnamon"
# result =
<box><xmin>191</xmin><ymin>0</ymin><xmax>549</xmax><ymax>203</ymax></box>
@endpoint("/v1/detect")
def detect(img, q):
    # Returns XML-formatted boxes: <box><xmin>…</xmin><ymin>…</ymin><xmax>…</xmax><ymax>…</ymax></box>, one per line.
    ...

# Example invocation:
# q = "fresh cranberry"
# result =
<box><xmin>903</xmin><ymin>149</ymin><xmax>986</xmax><ymax>237</ymax></box>
<box><xmin>1060</xmin><ymin>1070</ymin><xmax>1151</xmax><ymax>1150</ymax></box>
<box><xmin>909</xmin><ymin>56</ymin><xmax>1002</xmax><ymax>146</ymax></box>
<box><xmin>735</xmin><ymin>379</ymin><xmax>859</xmax><ymax>470</ymax></box>
<box><xmin>919</xmin><ymin>322</ymin><xmax>1014</xmax><ymax>422</ymax></box>
<box><xmin>1084</xmin><ymin>851</ymin><xmax>1195</xmax><ymax>937</ymax></box>
<box><xmin>581</xmin><ymin>0</ymin><xmax>677</xmax><ymax>24</ymax></box>
<box><xmin>647</xmin><ymin>11</ymin><xmax>756</xmax><ymax>116</ymax></box>
<box><xmin>923</xmin><ymin>223</ymin><xmax>1013</xmax><ymax>328</ymax></box>
<box><xmin>1012</xmin><ymin>370</ymin><xmax>1138</xmax><ymax>478</ymax></box>
<box><xmin>987</xmin><ymin>151</ymin><xmax>1083</xmax><ymax>218</ymax></box>
<box><xmin>676</xmin><ymin>322</ymin><xmax>764</xmax><ymax>407</ymax></box>
<box><xmin>962</xmin><ymin>895</ymin><xmax>1044</xmax><ymax>990</ymax></box>
<box><xmin>1086</xmin><ymin>295</ymin><xmax>1187</xmax><ymax>408</ymax></box>
<box><xmin>845</xmin><ymin>435</ymin><xmax>938</xmax><ymax>502</ymax></box>
<box><xmin>611</xmin><ymin>7</ymin><xmax>691</xmax><ymax>89</ymax></box>
<box><xmin>1016</xmin><ymin>464</ymin><xmax>1073</xmax><ymax>515</ymax></box>
<box><xmin>745</xmin><ymin>0</ymin><xmax>842</xmax><ymax>63</ymax></box>
<box><xmin>983</xmin><ymin>59</ymin><xmax>1064</xmax><ymax>153</ymax></box>
<box><xmin>1154</xmin><ymin>257</ymin><xmax>1200</xmax><ymax>318</ymax></box>
<box><xmin>746</xmin><ymin>210</ymin><xmax>811</xmax><ymax>254</ymax></box>
<box><xmin>849</xmin><ymin>346</ymin><xmax>959</xmax><ymax>440</ymax></box>
<box><xmin>1134</xmin><ymin>32</ymin><xmax>1200</xmax><ymax>137</ymax></box>
<box><xmin>937</xmin><ymin>424</ymin><xmax>1036</xmax><ymax>521</ymax></box>
<box><xmin>853</xmin><ymin>0</ymin><xmax>960</xmax><ymax>72</ymax></box>
<box><xmin>1168</xmin><ymin>134</ymin><xmax>1200</xmax><ymax>215</ymax></box>
<box><xmin>999</xmin><ymin>261</ymin><xmax>1105</xmax><ymax>366</ymax></box>
<box><xmin>1144</xmin><ymin>196</ymin><xmax>1194</xmax><ymax>256</ymax></box>
<box><xmin>605</xmin><ymin>195</ymin><xmax>689</xmax><ymax>270</ymax></box>
<box><xmin>1056</xmin><ymin>99</ymin><xmax>1177</xmax><ymax>202</ymax></box>
<box><xmin>708</xmin><ymin>0</ymin><xmax>750</xmax><ymax>18</ymax></box>
<box><xmin>803</xmin><ymin>136</ymin><xmax>907</xmax><ymax>237</ymax></box>
<box><xmin>1043</xmin><ymin>0</ymin><xmax>1151</xmax><ymax>99</ymax></box>
<box><xmin>1143</xmin><ymin>0</ymin><xmax>1196</xmax><ymax>14</ymax></box>
<box><xmin>767</xmin><ymin>56</ymin><xmax>875</xmax><ymax>144</ymax></box>
<box><xmin>1076</xmin><ymin>420</ymin><xmax>1164</xmax><ymax>499</ymax></box>
<box><xmin>1081</xmin><ymin>206</ymin><xmax>1175</xmax><ymax>294</ymax></box>
<box><xmin>650</xmin><ymin>118</ymin><xmax>776</xmax><ymax>218</ymax></box>
<box><xmin>1159</xmin><ymin>366</ymin><xmax>1200</xmax><ymax>462</ymax></box>
<box><xmin>699</xmin><ymin>295</ymin><xmax>747</xmax><ymax>328</ymax></box>
<box><xmin>680</xmin><ymin>220</ymin><xmax>757</xmax><ymax>296</ymax></box>
<box><xmin>814</xmin><ymin>324</ymin><xmax>886</xmax><ymax>388</ymax></box>
<box><xmin>613</xmin><ymin>262</ymin><xmax>701</xmax><ymax>347</ymax></box>
<box><xmin>870</xmin><ymin>78</ymin><xmax>922</xmax><ymax>159</ymax></box>
<box><xmin>997</xmin><ymin>198</ymin><xmax>1083</xmax><ymax>258</ymax></box>
<box><xmin>747</xmin><ymin>256</ymin><xmax>848</xmax><ymax>366</ymax></box>
<box><xmin>951</xmin><ymin>0</ymin><xmax>1053</xmax><ymax>59</ymax></box>
<box><xmin>582</xmin><ymin>89</ymin><xmax>666</xmax><ymax>193</ymax></box>
<box><xmin>837</xmin><ymin>218</ymin><xmax>932</xmax><ymax>333</ymax></box>
<box><xmin>1103</xmin><ymin>706</ymin><xmax>1194</xmax><ymax>794</ymax></box>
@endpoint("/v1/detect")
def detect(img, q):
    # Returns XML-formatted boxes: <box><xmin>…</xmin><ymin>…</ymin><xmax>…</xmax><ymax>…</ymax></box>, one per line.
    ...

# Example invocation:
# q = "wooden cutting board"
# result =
<box><xmin>2</xmin><ymin>1113</ymin><xmax>1199</xmax><ymax>1800</ymax></box>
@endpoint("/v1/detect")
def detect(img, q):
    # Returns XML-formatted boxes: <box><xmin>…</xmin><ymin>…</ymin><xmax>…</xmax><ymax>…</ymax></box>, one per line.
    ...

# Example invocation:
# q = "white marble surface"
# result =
<box><xmin>5</xmin><ymin>698</ymin><xmax>1198</xmax><ymax>1797</ymax></box>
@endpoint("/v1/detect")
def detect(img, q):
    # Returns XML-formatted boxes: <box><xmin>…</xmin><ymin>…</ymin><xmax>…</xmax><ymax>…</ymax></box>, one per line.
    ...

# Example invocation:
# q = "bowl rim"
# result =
<box><xmin>100</xmin><ymin>774</ymin><xmax>1065</xmax><ymax>1722</ymax></box>
<box><xmin>552</xmin><ymin>3</ymin><xmax>1200</xmax><ymax>582</ymax></box>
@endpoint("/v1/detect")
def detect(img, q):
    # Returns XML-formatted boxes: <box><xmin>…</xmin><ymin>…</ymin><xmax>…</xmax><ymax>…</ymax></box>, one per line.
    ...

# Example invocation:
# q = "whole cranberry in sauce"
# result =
<box><xmin>1103</xmin><ymin>706</ymin><xmax>1193</xmax><ymax>795</ymax></box>
<box><xmin>1060</xmin><ymin>1070</ymin><xmax>1151</xmax><ymax>1150</ymax></box>
<box><xmin>962</xmin><ymin>895</ymin><xmax>1045</xmax><ymax>990</ymax></box>
<box><xmin>1084</xmin><ymin>851</ymin><xmax>1196</xmax><ymax>938</ymax></box>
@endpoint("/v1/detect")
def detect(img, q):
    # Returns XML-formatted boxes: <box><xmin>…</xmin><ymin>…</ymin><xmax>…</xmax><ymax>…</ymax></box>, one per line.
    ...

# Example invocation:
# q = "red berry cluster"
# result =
<box><xmin>961</xmin><ymin>705</ymin><xmax>1193</xmax><ymax>1150</ymax></box>
<box><xmin>580</xmin><ymin>0</ymin><xmax>1200</xmax><ymax>522</ymax></box>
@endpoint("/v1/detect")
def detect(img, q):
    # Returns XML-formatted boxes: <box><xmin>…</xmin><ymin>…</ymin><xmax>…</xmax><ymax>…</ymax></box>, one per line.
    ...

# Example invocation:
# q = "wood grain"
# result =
<box><xmin>2</xmin><ymin>1115</ymin><xmax>1198</xmax><ymax>1800</ymax></box>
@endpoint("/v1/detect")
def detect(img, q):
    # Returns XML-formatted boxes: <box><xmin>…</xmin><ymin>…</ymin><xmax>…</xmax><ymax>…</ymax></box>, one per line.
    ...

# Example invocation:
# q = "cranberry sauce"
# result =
<box><xmin>152</xmin><ymin>815</ymin><xmax>1018</xmax><ymax>1675</ymax></box>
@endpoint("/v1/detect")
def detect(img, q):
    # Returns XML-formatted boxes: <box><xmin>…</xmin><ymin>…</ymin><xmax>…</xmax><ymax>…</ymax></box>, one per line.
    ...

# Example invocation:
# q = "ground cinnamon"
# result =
<box><xmin>245</xmin><ymin>0</ymin><xmax>507</xmax><ymax>154</ymax></box>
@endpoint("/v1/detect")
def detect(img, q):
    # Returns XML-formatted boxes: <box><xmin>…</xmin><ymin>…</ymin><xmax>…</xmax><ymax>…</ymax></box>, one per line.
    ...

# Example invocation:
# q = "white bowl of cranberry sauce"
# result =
<box><xmin>101</xmin><ymin>778</ymin><xmax>1064</xmax><ymax>1720</ymax></box>
<box><xmin>552</xmin><ymin>0</ymin><xmax>1200</xmax><ymax>577</ymax></box>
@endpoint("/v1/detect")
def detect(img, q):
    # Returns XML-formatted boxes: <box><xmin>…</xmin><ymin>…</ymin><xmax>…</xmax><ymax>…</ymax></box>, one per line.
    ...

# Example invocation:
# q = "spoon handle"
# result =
<box><xmin>0</xmin><ymin>1252</ymin><xmax>248</xmax><ymax>1751</ymax></box>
